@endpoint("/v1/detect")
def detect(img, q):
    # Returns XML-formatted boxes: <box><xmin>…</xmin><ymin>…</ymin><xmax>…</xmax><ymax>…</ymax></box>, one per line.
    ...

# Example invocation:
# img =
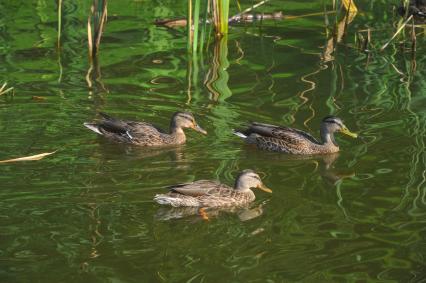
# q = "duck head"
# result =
<box><xmin>171</xmin><ymin>112</ymin><xmax>207</xmax><ymax>135</ymax></box>
<box><xmin>234</xmin><ymin>169</ymin><xmax>272</xmax><ymax>193</ymax></box>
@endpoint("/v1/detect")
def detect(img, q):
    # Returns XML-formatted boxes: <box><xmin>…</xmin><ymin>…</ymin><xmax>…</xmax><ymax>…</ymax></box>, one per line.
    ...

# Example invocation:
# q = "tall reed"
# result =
<box><xmin>87</xmin><ymin>0</ymin><xmax>108</xmax><ymax>59</ymax></box>
<box><xmin>192</xmin><ymin>0</ymin><xmax>201</xmax><ymax>52</ymax></box>
<box><xmin>57</xmin><ymin>0</ymin><xmax>62</xmax><ymax>49</ymax></box>
<box><xmin>187</xmin><ymin>0</ymin><xmax>229</xmax><ymax>53</ymax></box>
<box><xmin>212</xmin><ymin>0</ymin><xmax>229</xmax><ymax>35</ymax></box>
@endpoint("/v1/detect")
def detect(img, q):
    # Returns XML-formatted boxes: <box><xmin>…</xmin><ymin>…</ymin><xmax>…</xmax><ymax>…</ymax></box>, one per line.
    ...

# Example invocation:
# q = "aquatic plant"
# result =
<box><xmin>212</xmin><ymin>0</ymin><xmax>230</xmax><ymax>35</ymax></box>
<box><xmin>57</xmin><ymin>0</ymin><xmax>62</xmax><ymax>49</ymax></box>
<box><xmin>187</xmin><ymin>0</ymin><xmax>231</xmax><ymax>53</ymax></box>
<box><xmin>87</xmin><ymin>0</ymin><xmax>107</xmax><ymax>59</ymax></box>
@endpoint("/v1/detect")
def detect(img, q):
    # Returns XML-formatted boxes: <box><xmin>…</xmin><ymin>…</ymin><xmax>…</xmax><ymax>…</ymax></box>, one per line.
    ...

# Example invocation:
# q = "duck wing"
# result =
<box><xmin>96</xmin><ymin>112</ymin><xmax>135</xmax><ymax>139</ymax></box>
<box><xmin>87</xmin><ymin>113</ymin><xmax>168</xmax><ymax>142</ymax></box>
<box><xmin>246</xmin><ymin>122</ymin><xmax>320</xmax><ymax>144</ymax></box>
<box><xmin>168</xmin><ymin>180</ymin><xmax>231</xmax><ymax>197</ymax></box>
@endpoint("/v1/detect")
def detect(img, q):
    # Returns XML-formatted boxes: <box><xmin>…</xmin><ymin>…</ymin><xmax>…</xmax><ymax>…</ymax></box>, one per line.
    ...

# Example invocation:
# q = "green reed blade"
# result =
<box><xmin>235</xmin><ymin>0</ymin><xmax>241</xmax><ymax>12</ymax></box>
<box><xmin>219</xmin><ymin>0</ymin><xmax>229</xmax><ymax>34</ymax></box>
<box><xmin>187</xmin><ymin>0</ymin><xmax>193</xmax><ymax>51</ymax></box>
<box><xmin>199</xmin><ymin>0</ymin><xmax>209</xmax><ymax>52</ymax></box>
<box><xmin>57</xmin><ymin>0</ymin><xmax>62</xmax><ymax>49</ymax></box>
<box><xmin>192</xmin><ymin>0</ymin><xmax>201</xmax><ymax>52</ymax></box>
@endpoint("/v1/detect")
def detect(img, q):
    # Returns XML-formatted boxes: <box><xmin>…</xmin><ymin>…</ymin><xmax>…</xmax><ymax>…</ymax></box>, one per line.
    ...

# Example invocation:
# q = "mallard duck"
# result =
<box><xmin>398</xmin><ymin>0</ymin><xmax>426</xmax><ymax>18</ymax></box>
<box><xmin>84</xmin><ymin>112</ymin><xmax>207</xmax><ymax>146</ymax></box>
<box><xmin>154</xmin><ymin>170</ymin><xmax>272</xmax><ymax>207</ymax></box>
<box><xmin>234</xmin><ymin>116</ymin><xmax>357</xmax><ymax>154</ymax></box>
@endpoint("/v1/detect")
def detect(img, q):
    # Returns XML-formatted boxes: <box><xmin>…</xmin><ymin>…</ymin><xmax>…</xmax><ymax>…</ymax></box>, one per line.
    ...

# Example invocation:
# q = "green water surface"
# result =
<box><xmin>1</xmin><ymin>0</ymin><xmax>425</xmax><ymax>282</ymax></box>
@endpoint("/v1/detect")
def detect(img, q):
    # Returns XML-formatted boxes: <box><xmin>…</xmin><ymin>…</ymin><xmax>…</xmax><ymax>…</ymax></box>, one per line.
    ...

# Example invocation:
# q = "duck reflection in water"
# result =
<box><xmin>239</xmin><ymin>149</ymin><xmax>355</xmax><ymax>186</ymax></box>
<box><xmin>154</xmin><ymin>201</ymin><xmax>267</xmax><ymax>222</ymax></box>
<box><xmin>316</xmin><ymin>153</ymin><xmax>355</xmax><ymax>186</ymax></box>
<box><xmin>95</xmin><ymin>139</ymin><xmax>187</xmax><ymax>162</ymax></box>
<box><xmin>270</xmin><ymin>152</ymin><xmax>355</xmax><ymax>185</ymax></box>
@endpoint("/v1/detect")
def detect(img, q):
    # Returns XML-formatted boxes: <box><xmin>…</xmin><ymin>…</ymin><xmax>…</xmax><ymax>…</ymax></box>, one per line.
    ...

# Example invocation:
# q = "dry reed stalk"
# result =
<box><xmin>212</xmin><ymin>0</ymin><xmax>219</xmax><ymax>35</ymax></box>
<box><xmin>285</xmin><ymin>10</ymin><xmax>336</xmax><ymax>20</ymax></box>
<box><xmin>187</xmin><ymin>0</ymin><xmax>193</xmax><ymax>48</ymax></box>
<box><xmin>411</xmin><ymin>17</ymin><xmax>416</xmax><ymax>53</ymax></box>
<box><xmin>211</xmin><ymin>0</ymin><xmax>229</xmax><ymax>36</ymax></box>
<box><xmin>0</xmin><ymin>151</ymin><xmax>56</xmax><ymax>164</ymax></box>
<box><xmin>380</xmin><ymin>14</ymin><xmax>413</xmax><ymax>51</ymax></box>
<box><xmin>366</xmin><ymin>28</ymin><xmax>371</xmax><ymax>51</ymax></box>
<box><xmin>88</xmin><ymin>0</ymin><xmax>108</xmax><ymax>59</ymax></box>
<box><xmin>87</xmin><ymin>11</ymin><xmax>93</xmax><ymax>59</ymax></box>
<box><xmin>0</xmin><ymin>82</ymin><xmax>13</xmax><ymax>96</ymax></box>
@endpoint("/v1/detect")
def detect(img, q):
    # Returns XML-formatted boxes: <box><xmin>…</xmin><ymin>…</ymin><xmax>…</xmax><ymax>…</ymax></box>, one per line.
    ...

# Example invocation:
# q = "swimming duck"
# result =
<box><xmin>84</xmin><ymin>112</ymin><xmax>207</xmax><ymax>146</ymax></box>
<box><xmin>234</xmin><ymin>116</ymin><xmax>357</xmax><ymax>154</ymax></box>
<box><xmin>154</xmin><ymin>170</ymin><xmax>272</xmax><ymax>207</ymax></box>
<box><xmin>398</xmin><ymin>0</ymin><xmax>426</xmax><ymax>18</ymax></box>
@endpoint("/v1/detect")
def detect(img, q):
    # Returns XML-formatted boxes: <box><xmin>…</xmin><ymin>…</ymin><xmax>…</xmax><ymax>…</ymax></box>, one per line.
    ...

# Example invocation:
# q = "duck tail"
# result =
<box><xmin>84</xmin><ymin>123</ymin><xmax>103</xmax><ymax>135</ymax></box>
<box><xmin>233</xmin><ymin>130</ymin><xmax>247</xmax><ymax>139</ymax></box>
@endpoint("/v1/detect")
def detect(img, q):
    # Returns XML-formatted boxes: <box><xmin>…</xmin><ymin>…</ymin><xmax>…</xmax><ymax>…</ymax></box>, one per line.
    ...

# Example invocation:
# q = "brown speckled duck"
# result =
<box><xmin>84</xmin><ymin>112</ymin><xmax>207</xmax><ymax>146</ymax></box>
<box><xmin>154</xmin><ymin>170</ymin><xmax>272</xmax><ymax>207</ymax></box>
<box><xmin>398</xmin><ymin>0</ymin><xmax>426</xmax><ymax>19</ymax></box>
<box><xmin>234</xmin><ymin>116</ymin><xmax>357</xmax><ymax>155</ymax></box>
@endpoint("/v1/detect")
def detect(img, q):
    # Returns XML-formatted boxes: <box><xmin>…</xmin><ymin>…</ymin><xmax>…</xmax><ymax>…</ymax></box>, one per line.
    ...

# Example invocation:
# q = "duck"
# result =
<box><xmin>84</xmin><ymin>112</ymin><xmax>207</xmax><ymax>146</ymax></box>
<box><xmin>154</xmin><ymin>170</ymin><xmax>272</xmax><ymax>208</ymax></box>
<box><xmin>398</xmin><ymin>0</ymin><xmax>426</xmax><ymax>18</ymax></box>
<box><xmin>233</xmin><ymin>116</ymin><xmax>357</xmax><ymax>155</ymax></box>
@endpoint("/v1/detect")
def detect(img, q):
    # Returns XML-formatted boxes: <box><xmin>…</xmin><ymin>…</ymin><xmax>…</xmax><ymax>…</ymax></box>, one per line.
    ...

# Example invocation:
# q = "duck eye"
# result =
<box><xmin>250</xmin><ymin>174</ymin><xmax>261</xmax><ymax>181</ymax></box>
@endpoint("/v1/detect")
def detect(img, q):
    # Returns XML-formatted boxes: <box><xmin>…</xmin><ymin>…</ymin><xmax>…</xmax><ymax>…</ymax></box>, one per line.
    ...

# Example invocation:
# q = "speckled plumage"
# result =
<box><xmin>234</xmin><ymin>116</ymin><xmax>357</xmax><ymax>155</ymax></box>
<box><xmin>154</xmin><ymin>170</ymin><xmax>271</xmax><ymax>208</ymax></box>
<box><xmin>84</xmin><ymin>112</ymin><xmax>206</xmax><ymax>146</ymax></box>
<box><xmin>398</xmin><ymin>0</ymin><xmax>426</xmax><ymax>19</ymax></box>
<box><xmin>155</xmin><ymin>180</ymin><xmax>255</xmax><ymax>207</ymax></box>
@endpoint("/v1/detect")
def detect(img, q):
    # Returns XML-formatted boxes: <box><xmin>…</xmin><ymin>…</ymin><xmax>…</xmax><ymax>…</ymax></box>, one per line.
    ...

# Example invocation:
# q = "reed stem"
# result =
<box><xmin>187</xmin><ymin>0</ymin><xmax>193</xmax><ymax>51</ymax></box>
<box><xmin>192</xmin><ymin>0</ymin><xmax>201</xmax><ymax>52</ymax></box>
<box><xmin>57</xmin><ymin>0</ymin><xmax>62</xmax><ymax>50</ymax></box>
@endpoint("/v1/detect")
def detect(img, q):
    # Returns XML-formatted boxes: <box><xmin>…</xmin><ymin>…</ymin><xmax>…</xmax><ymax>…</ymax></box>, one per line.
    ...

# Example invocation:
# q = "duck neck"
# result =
<box><xmin>234</xmin><ymin>179</ymin><xmax>252</xmax><ymax>192</ymax></box>
<box><xmin>320</xmin><ymin>124</ymin><xmax>338</xmax><ymax>147</ymax></box>
<box><xmin>170</xmin><ymin>124</ymin><xmax>186</xmax><ymax>144</ymax></box>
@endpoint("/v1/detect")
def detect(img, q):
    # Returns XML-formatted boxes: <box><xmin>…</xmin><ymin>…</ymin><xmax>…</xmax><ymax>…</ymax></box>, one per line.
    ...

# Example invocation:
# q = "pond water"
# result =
<box><xmin>1</xmin><ymin>0</ymin><xmax>425</xmax><ymax>282</ymax></box>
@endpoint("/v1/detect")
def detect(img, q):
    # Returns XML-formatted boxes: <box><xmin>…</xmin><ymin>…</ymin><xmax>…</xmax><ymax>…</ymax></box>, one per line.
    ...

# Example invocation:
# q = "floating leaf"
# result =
<box><xmin>0</xmin><ymin>151</ymin><xmax>57</xmax><ymax>164</ymax></box>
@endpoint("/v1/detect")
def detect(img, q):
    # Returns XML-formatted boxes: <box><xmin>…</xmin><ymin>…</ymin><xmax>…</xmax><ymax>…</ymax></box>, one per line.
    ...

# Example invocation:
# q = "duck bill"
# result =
<box><xmin>340</xmin><ymin>127</ymin><xmax>358</xmax><ymax>138</ymax></box>
<box><xmin>193</xmin><ymin>124</ymin><xmax>207</xmax><ymax>135</ymax></box>
<box><xmin>257</xmin><ymin>184</ymin><xmax>272</xmax><ymax>193</ymax></box>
